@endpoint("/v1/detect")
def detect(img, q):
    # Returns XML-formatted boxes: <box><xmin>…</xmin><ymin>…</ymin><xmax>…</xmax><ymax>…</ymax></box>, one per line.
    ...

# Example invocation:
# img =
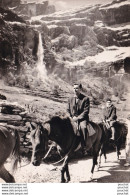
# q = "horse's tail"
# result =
<box><xmin>122</xmin><ymin>122</ymin><xmax>128</xmax><ymax>137</ymax></box>
<box><xmin>115</xmin><ymin>121</ymin><xmax>128</xmax><ymax>143</ymax></box>
<box><xmin>11</xmin><ymin>130</ymin><xmax>21</xmax><ymax>173</ymax></box>
<box><xmin>98</xmin><ymin>123</ymin><xmax>106</xmax><ymax>144</ymax></box>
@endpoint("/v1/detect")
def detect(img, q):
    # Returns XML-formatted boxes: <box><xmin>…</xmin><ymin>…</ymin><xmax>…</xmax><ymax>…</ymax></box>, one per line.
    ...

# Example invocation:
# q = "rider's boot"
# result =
<box><xmin>80</xmin><ymin>129</ymin><xmax>88</xmax><ymax>156</ymax></box>
<box><xmin>111</xmin><ymin>127</ymin><xmax>115</xmax><ymax>141</ymax></box>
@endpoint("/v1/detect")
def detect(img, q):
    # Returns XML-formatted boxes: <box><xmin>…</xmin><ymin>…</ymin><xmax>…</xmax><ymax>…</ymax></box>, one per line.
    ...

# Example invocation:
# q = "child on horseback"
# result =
<box><xmin>103</xmin><ymin>98</ymin><xmax>117</xmax><ymax>141</ymax></box>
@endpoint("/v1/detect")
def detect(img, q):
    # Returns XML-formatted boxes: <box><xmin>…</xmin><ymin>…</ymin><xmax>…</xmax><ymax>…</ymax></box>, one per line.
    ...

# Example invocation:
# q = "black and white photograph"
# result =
<box><xmin>0</xmin><ymin>0</ymin><xmax>130</xmax><ymax>186</ymax></box>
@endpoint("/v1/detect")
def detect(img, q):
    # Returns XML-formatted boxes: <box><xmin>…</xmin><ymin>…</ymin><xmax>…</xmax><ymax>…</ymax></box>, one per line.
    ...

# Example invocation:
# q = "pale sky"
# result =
<box><xmin>25</xmin><ymin>0</ymin><xmax>113</xmax><ymax>10</ymax></box>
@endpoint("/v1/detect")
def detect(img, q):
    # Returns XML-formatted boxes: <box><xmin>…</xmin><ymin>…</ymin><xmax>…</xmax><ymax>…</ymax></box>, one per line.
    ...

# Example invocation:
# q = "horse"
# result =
<box><xmin>98</xmin><ymin>121</ymin><xmax>128</xmax><ymax>168</ymax></box>
<box><xmin>30</xmin><ymin>116</ymin><xmax>104</xmax><ymax>183</ymax></box>
<box><xmin>0</xmin><ymin>126</ymin><xmax>20</xmax><ymax>183</ymax></box>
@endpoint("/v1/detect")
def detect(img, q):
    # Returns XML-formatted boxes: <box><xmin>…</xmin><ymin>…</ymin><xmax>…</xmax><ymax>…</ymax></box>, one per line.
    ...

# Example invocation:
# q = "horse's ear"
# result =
<box><xmin>44</xmin><ymin>120</ymin><xmax>51</xmax><ymax>124</ymax></box>
<box><xmin>43</xmin><ymin>123</ymin><xmax>51</xmax><ymax>135</ymax></box>
<box><xmin>30</xmin><ymin>122</ymin><xmax>37</xmax><ymax>130</ymax></box>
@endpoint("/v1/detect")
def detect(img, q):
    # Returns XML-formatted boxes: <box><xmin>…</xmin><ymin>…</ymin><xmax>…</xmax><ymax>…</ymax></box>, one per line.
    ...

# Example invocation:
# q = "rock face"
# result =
<box><xmin>0</xmin><ymin>0</ymin><xmax>130</xmax><ymax>90</ymax></box>
<box><xmin>1</xmin><ymin>0</ymin><xmax>56</xmax><ymax>18</ymax></box>
<box><xmin>0</xmin><ymin>0</ymin><xmax>20</xmax><ymax>8</ymax></box>
<box><xmin>15</xmin><ymin>1</ymin><xmax>55</xmax><ymax>17</ymax></box>
<box><xmin>37</xmin><ymin>0</ymin><xmax>130</xmax><ymax>83</ymax></box>
<box><xmin>0</xmin><ymin>7</ymin><xmax>40</xmax><ymax>86</ymax></box>
<box><xmin>0</xmin><ymin>100</ymin><xmax>34</xmax><ymax>155</ymax></box>
<box><xmin>0</xmin><ymin>0</ymin><xmax>55</xmax><ymax>18</ymax></box>
<box><xmin>100</xmin><ymin>1</ymin><xmax>130</xmax><ymax>25</ymax></box>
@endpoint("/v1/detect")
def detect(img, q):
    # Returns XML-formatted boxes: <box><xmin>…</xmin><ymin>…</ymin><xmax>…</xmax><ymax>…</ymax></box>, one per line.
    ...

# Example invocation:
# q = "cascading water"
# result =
<box><xmin>37</xmin><ymin>32</ymin><xmax>47</xmax><ymax>81</ymax></box>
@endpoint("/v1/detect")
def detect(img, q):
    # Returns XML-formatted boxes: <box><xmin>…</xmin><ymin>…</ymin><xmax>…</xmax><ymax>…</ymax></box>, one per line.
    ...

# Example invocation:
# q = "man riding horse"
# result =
<box><xmin>67</xmin><ymin>83</ymin><xmax>90</xmax><ymax>156</ymax></box>
<box><xmin>103</xmin><ymin>98</ymin><xmax>117</xmax><ymax>142</ymax></box>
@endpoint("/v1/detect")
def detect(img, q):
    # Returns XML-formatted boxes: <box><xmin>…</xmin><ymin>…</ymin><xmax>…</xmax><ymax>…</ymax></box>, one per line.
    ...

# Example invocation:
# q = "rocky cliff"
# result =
<box><xmin>0</xmin><ymin>7</ymin><xmax>39</xmax><ymax>86</ymax></box>
<box><xmin>0</xmin><ymin>0</ymin><xmax>130</xmax><ymax>99</ymax></box>
<box><xmin>29</xmin><ymin>0</ymin><xmax>129</xmax><ymax>91</ymax></box>
<box><xmin>0</xmin><ymin>0</ymin><xmax>20</xmax><ymax>8</ymax></box>
<box><xmin>0</xmin><ymin>0</ymin><xmax>55</xmax><ymax>19</ymax></box>
<box><xmin>13</xmin><ymin>1</ymin><xmax>55</xmax><ymax>18</ymax></box>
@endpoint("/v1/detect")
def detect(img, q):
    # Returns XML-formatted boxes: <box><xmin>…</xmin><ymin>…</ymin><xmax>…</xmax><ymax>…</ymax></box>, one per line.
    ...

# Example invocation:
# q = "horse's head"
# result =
<box><xmin>30</xmin><ymin>122</ymin><xmax>48</xmax><ymax>166</ymax></box>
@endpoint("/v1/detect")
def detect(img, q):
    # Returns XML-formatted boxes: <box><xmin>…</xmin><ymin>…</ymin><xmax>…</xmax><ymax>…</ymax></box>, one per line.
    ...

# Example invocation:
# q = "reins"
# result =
<box><xmin>43</xmin><ymin>124</ymin><xmax>79</xmax><ymax>165</ymax></box>
<box><xmin>52</xmin><ymin>135</ymin><xmax>77</xmax><ymax>165</ymax></box>
<box><xmin>42</xmin><ymin>144</ymin><xmax>55</xmax><ymax>160</ymax></box>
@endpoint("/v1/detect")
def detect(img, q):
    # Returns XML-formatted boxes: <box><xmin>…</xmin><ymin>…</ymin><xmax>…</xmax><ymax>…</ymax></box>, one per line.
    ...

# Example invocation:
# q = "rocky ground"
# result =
<box><xmin>0</xmin><ymin>148</ymin><xmax>130</xmax><ymax>183</ymax></box>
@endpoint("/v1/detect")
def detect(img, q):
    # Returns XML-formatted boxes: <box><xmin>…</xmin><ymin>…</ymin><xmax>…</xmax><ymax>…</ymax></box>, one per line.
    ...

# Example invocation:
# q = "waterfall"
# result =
<box><xmin>37</xmin><ymin>32</ymin><xmax>47</xmax><ymax>81</ymax></box>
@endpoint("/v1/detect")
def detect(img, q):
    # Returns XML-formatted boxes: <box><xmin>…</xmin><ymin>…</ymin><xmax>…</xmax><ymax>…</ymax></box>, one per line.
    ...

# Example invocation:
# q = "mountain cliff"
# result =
<box><xmin>0</xmin><ymin>0</ymin><xmax>130</xmax><ymax>100</ymax></box>
<box><xmin>0</xmin><ymin>0</ymin><xmax>55</xmax><ymax>19</ymax></box>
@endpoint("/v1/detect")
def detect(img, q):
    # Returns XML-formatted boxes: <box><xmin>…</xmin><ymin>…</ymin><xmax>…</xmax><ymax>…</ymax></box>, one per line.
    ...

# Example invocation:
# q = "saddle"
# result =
<box><xmin>71</xmin><ymin>120</ymin><xmax>95</xmax><ymax>137</ymax></box>
<box><xmin>87</xmin><ymin>122</ymin><xmax>96</xmax><ymax>136</ymax></box>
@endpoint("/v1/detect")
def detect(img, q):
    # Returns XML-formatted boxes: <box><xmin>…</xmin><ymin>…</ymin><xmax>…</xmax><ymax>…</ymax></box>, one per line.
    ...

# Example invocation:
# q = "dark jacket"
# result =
<box><xmin>67</xmin><ymin>93</ymin><xmax>90</xmax><ymax>121</ymax></box>
<box><xmin>103</xmin><ymin>104</ymin><xmax>117</xmax><ymax>121</ymax></box>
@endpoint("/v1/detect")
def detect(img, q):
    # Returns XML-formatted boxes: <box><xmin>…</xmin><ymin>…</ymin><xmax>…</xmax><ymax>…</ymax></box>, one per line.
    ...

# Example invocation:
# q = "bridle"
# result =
<box><xmin>42</xmin><ymin>124</ymin><xmax>79</xmax><ymax>165</ymax></box>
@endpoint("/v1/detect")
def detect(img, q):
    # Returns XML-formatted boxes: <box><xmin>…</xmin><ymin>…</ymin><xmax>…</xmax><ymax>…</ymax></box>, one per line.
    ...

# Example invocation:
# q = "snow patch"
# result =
<box><xmin>106</xmin><ymin>24</ymin><xmax>130</xmax><ymax>31</ymax></box>
<box><xmin>86</xmin><ymin>46</ymin><xmax>130</xmax><ymax>63</ymax></box>
<box><xmin>95</xmin><ymin>20</ymin><xmax>105</xmax><ymax>27</ymax></box>
<box><xmin>65</xmin><ymin>46</ymin><xmax>130</xmax><ymax>67</ymax></box>
<box><xmin>31</xmin><ymin>15</ymin><xmax>45</xmax><ymax>21</ymax></box>
<box><xmin>122</xmin><ymin>34</ymin><xmax>130</xmax><ymax>37</ymax></box>
<box><xmin>8</xmin><ymin>6</ymin><xmax>17</xmax><ymax>10</ymax></box>
<box><xmin>75</xmin><ymin>23</ymin><xmax>86</xmax><ymax>26</ymax></box>
<box><xmin>65</xmin><ymin>58</ymin><xmax>86</xmax><ymax>68</ymax></box>
<box><xmin>47</xmin><ymin>24</ymin><xmax>58</xmax><ymax>29</ymax></box>
<box><xmin>31</xmin><ymin>24</ymin><xmax>41</xmax><ymax>28</ymax></box>
<box><xmin>7</xmin><ymin>21</ymin><xmax>25</xmax><ymax>26</ymax></box>
<box><xmin>44</xmin><ymin>20</ymin><xmax>61</xmax><ymax>25</ymax></box>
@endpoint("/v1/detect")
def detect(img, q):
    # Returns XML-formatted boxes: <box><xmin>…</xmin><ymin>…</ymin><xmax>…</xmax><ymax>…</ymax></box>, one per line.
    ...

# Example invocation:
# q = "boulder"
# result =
<box><xmin>0</xmin><ymin>94</ymin><xmax>6</xmax><ymax>100</ymax></box>
<box><xmin>69</xmin><ymin>24</ymin><xmax>97</xmax><ymax>45</ymax></box>
<box><xmin>45</xmin><ymin>5</ymin><xmax>56</xmax><ymax>15</ymax></box>
<box><xmin>52</xmin><ymin>34</ymin><xmax>78</xmax><ymax>51</ymax></box>
<box><xmin>94</xmin><ymin>23</ymin><xmax>118</xmax><ymax>46</ymax></box>
<box><xmin>49</xmin><ymin>26</ymin><xmax>70</xmax><ymax>39</ymax></box>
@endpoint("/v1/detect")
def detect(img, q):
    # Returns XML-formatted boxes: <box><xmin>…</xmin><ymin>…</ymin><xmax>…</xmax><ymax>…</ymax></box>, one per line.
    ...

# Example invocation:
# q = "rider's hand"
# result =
<box><xmin>72</xmin><ymin>116</ymin><xmax>78</xmax><ymax>122</ymax></box>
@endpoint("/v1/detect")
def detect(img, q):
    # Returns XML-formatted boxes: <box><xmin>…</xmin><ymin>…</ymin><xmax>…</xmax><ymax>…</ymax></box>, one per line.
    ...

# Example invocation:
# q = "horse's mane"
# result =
<box><xmin>47</xmin><ymin>115</ymin><xmax>75</xmax><ymax>134</ymax></box>
<box><xmin>50</xmin><ymin>115</ymin><xmax>70</xmax><ymax>123</ymax></box>
<box><xmin>50</xmin><ymin>116</ymin><xmax>72</xmax><ymax>125</ymax></box>
<box><xmin>49</xmin><ymin>116</ymin><xmax>65</xmax><ymax>123</ymax></box>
